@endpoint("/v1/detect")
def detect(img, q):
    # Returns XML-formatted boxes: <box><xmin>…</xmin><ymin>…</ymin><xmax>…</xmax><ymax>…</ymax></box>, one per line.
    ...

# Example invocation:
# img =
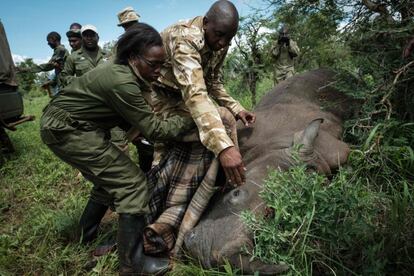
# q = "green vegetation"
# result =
<box><xmin>1</xmin><ymin>96</ymin><xmax>93</xmax><ymax>275</ymax></box>
<box><xmin>14</xmin><ymin>58</ymin><xmax>51</xmax><ymax>94</ymax></box>
<box><xmin>242</xmin><ymin>157</ymin><xmax>413</xmax><ymax>275</ymax></box>
<box><xmin>3</xmin><ymin>94</ymin><xmax>411</xmax><ymax>275</ymax></box>
<box><xmin>230</xmin><ymin>1</ymin><xmax>414</xmax><ymax>274</ymax></box>
<box><xmin>2</xmin><ymin>0</ymin><xmax>414</xmax><ymax>275</ymax></box>
<box><xmin>0</xmin><ymin>97</ymin><xmax>239</xmax><ymax>275</ymax></box>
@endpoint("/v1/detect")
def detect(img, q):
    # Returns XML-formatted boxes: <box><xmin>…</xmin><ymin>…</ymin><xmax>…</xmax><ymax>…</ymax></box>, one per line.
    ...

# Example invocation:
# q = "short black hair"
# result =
<box><xmin>69</xmin><ymin>22</ymin><xmax>82</xmax><ymax>30</ymax></box>
<box><xmin>47</xmin><ymin>31</ymin><xmax>61</xmax><ymax>41</ymax></box>
<box><xmin>115</xmin><ymin>22</ymin><xmax>163</xmax><ymax>65</ymax></box>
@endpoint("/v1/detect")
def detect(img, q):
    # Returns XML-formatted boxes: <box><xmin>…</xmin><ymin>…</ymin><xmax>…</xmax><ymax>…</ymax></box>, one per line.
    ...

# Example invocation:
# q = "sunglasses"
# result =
<box><xmin>138</xmin><ymin>55</ymin><xmax>165</xmax><ymax>69</ymax></box>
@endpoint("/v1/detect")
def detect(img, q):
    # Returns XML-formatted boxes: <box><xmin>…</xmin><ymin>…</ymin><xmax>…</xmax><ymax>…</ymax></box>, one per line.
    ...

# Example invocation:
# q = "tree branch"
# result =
<box><xmin>361</xmin><ymin>0</ymin><xmax>394</xmax><ymax>23</ymax></box>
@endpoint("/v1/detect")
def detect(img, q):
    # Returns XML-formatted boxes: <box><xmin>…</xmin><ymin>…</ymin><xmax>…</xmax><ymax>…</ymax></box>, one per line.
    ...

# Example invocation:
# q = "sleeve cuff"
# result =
<box><xmin>229</xmin><ymin>103</ymin><xmax>246</xmax><ymax>117</ymax></box>
<box><xmin>209</xmin><ymin>134</ymin><xmax>234</xmax><ymax>157</ymax></box>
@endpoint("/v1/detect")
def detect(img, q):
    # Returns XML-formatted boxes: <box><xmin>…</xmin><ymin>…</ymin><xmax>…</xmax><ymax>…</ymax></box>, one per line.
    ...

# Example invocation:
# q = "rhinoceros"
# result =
<box><xmin>182</xmin><ymin>69</ymin><xmax>356</xmax><ymax>275</ymax></box>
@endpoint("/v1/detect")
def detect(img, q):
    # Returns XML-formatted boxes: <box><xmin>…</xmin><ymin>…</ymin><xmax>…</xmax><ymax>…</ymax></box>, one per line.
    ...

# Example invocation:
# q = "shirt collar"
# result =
<box><xmin>196</xmin><ymin>16</ymin><xmax>213</xmax><ymax>54</ymax></box>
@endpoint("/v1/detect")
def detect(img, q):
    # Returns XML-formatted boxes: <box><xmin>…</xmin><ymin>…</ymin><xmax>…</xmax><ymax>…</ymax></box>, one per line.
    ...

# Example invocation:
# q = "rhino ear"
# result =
<box><xmin>293</xmin><ymin>118</ymin><xmax>324</xmax><ymax>152</ymax></box>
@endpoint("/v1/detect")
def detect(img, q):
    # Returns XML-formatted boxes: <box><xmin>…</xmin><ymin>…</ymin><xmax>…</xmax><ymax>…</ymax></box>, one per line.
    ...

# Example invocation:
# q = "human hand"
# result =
<box><xmin>236</xmin><ymin>110</ymin><xmax>256</xmax><ymax>127</ymax></box>
<box><xmin>131</xmin><ymin>135</ymin><xmax>144</xmax><ymax>145</ymax></box>
<box><xmin>53</xmin><ymin>62</ymin><xmax>63</xmax><ymax>70</ymax></box>
<box><xmin>219</xmin><ymin>146</ymin><xmax>246</xmax><ymax>187</ymax></box>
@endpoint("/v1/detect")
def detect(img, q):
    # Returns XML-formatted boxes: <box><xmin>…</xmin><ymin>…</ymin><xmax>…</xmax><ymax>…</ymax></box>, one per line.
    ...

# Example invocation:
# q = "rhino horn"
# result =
<box><xmin>291</xmin><ymin>118</ymin><xmax>332</xmax><ymax>174</ymax></box>
<box><xmin>293</xmin><ymin>118</ymin><xmax>324</xmax><ymax>155</ymax></box>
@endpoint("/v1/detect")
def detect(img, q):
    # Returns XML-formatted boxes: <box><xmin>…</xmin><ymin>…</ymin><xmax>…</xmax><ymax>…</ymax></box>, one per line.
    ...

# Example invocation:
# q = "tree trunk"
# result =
<box><xmin>248</xmin><ymin>71</ymin><xmax>257</xmax><ymax>106</ymax></box>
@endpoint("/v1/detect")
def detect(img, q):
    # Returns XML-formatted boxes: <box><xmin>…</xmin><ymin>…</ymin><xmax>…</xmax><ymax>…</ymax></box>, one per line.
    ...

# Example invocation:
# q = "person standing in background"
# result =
<box><xmin>271</xmin><ymin>25</ymin><xmax>300</xmax><ymax>84</ymax></box>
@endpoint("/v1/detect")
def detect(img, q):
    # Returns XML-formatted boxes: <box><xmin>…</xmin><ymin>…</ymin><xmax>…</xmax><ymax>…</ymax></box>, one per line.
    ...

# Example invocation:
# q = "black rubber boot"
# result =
<box><xmin>0</xmin><ymin>127</ymin><xmax>14</xmax><ymax>154</ymax></box>
<box><xmin>79</xmin><ymin>200</ymin><xmax>108</xmax><ymax>244</ymax></box>
<box><xmin>118</xmin><ymin>214</ymin><xmax>169</xmax><ymax>276</ymax></box>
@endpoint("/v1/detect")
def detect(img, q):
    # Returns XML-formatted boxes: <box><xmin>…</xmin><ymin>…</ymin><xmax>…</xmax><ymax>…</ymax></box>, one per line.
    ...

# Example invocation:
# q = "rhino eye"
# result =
<box><xmin>227</xmin><ymin>188</ymin><xmax>247</xmax><ymax>205</ymax></box>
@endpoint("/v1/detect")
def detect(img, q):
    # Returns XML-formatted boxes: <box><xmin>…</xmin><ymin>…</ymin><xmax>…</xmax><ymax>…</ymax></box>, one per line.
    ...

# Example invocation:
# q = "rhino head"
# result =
<box><xmin>183</xmin><ymin>69</ymin><xmax>352</xmax><ymax>275</ymax></box>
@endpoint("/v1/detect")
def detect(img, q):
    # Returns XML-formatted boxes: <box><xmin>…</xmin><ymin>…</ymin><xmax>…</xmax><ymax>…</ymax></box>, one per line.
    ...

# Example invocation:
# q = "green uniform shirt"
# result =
<box><xmin>33</xmin><ymin>44</ymin><xmax>69</xmax><ymax>74</ymax></box>
<box><xmin>50</xmin><ymin>62</ymin><xmax>193</xmax><ymax>142</ymax></box>
<box><xmin>60</xmin><ymin>46</ymin><xmax>109</xmax><ymax>87</ymax></box>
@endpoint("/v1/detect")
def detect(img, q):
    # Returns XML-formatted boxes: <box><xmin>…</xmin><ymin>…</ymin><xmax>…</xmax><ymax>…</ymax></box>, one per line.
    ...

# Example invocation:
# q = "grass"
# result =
<box><xmin>0</xmin><ymin>95</ymin><xmax>242</xmax><ymax>275</ymax></box>
<box><xmin>241</xmin><ymin>163</ymin><xmax>386</xmax><ymax>275</ymax></box>
<box><xmin>0</xmin><ymin>75</ymin><xmax>269</xmax><ymax>275</ymax></box>
<box><xmin>242</xmin><ymin>155</ymin><xmax>413</xmax><ymax>274</ymax></box>
<box><xmin>1</xmin><ymin>74</ymin><xmax>413</xmax><ymax>275</ymax></box>
<box><xmin>0</xmin><ymin>96</ymin><xmax>95</xmax><ymax>275</ymax></box>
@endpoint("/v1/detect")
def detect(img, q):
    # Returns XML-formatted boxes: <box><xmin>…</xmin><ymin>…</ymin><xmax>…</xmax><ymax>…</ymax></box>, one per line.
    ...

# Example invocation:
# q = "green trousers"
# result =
<box><xmin>40</xmin><ymin>104</ymin><xmax>149</xmax><ymax>214</ymax></box>
<box><xmin>110</xmin><ymin>126</ymin><xmax>129</xmax><ymax>153</ymax></box>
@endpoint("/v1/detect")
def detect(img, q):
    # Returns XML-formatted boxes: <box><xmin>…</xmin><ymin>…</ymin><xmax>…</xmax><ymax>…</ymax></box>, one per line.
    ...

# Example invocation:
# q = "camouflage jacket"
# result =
<box><xmin>60</xmin><ymin>46</ymin><xmax>110</xmax><ymax>87</ymax></box>
<box><xmin>272</xmin><ymin>39</ymin><xmax>300</xmax><ymax>74</ymax></box>
<box><xmin>152</xmin><ymin>16</ymin><xmax>245</xmax><ymax>157</ymax></box>
<box><xmin>33</xmin><ymin>44</ymin><xmax>69</xmax><ymax>76</ymax></box>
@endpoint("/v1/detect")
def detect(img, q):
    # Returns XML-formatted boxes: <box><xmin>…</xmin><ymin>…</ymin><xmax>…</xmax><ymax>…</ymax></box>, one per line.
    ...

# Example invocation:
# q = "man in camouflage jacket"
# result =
<box><xmin>151</xmin><ymin>0</ymin><xmax>255</xmax><ymax>186</ymax></box>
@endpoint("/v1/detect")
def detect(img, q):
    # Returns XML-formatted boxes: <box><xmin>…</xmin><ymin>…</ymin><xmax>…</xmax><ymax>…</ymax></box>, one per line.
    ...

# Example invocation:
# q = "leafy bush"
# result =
<box><xmin>242</xmin><ymin>160</ymin><xmax>413</xmax><ymax>275</ymax></box>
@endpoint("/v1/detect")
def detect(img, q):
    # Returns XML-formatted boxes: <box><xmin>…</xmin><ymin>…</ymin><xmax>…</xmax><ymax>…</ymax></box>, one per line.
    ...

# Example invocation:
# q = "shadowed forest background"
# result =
<box><xmin>1</xmin><ymin>0</ymin><xmax>413</xmax><ymax>275</ymax></box>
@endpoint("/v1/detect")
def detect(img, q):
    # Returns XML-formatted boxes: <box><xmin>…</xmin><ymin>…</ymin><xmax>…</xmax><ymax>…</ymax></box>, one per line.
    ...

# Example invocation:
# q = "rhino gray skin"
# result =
<box><xmin>183</xmin><ymin>69</ymin><xmax>357</xmax><ymax>275</ymax></box>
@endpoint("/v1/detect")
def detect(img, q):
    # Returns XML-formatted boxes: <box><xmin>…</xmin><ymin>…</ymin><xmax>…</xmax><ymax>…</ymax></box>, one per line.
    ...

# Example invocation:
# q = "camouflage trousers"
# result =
<box><xmin>40</xmin><ymin>104</ymin><xmax>150</xmax><ymax>214</ymax></box>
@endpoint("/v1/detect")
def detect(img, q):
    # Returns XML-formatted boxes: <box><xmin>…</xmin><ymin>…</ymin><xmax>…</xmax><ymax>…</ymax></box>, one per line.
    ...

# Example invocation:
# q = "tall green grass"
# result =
<box><xmin>241</xmin><ymin>163</ymin><xmax>391</xmax><ymax>275</ymax></box>
<box><xmin>0</xmin><ymin>96</ymin><xmax>97</xmax><ymax>275</ymax></box>
<box><xmin>239</xmin><ymin>93</ymin><xmax>414</xmax><ymax>275</ymax></box>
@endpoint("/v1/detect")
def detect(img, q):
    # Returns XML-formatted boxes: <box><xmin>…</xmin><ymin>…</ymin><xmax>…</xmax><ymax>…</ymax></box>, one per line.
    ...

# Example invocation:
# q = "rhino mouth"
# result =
<box><xmin>184</xmin><ymin>220</ymin><xmax>289</xmax><ymax>275</ymax></box>
<box><xmin>183</xmin><ymin>222</ymin><xmax>215</xmax><ymax>268</ymax></box>
<box><xmin>183</xmin><ymin>210</ymin><xmax>253</xmax><ymax>268</ymax></box>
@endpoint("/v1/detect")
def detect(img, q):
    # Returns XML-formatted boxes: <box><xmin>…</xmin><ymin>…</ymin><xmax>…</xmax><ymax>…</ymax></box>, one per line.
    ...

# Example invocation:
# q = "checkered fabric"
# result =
<box><xmin>144</xmin><ymin>141</ymin><xmax>214</xmax><ymax>254</ymax></box>
<box><xmin>143</xmin><ymin>107</ymin><xmax>238</xmax><ymax>255</ymax></box>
